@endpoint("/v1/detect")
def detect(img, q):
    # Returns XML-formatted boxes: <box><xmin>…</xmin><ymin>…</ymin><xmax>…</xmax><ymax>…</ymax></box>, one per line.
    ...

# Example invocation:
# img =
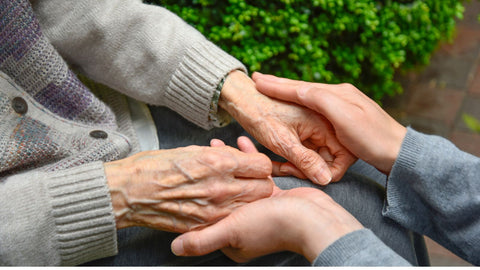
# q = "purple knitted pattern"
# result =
<box><xmin>0</xmin><ymin>0</ymin><xmax>117</xmax><ymax>128</ymax></box>
<box><xmin>0</xmin><ymin>0</ymin><xmax>127</xmax><ymax>175</ymax></box>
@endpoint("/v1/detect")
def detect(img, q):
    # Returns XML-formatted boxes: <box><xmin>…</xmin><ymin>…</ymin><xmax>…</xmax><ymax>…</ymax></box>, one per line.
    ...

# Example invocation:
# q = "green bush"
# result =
<box><xmin>149</xmin><ymin>0</ymin><xmax>466</xmax><ymax>101</ymax></box>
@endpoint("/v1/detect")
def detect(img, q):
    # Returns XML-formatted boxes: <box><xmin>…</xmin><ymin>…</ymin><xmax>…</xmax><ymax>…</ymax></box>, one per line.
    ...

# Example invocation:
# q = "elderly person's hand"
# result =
<box><xmin>219</xmin><ymin>71</ymin><xmax>356</xmax><ymax>185</ymax></box>
<box><xmin>171</xmin><ymin>137</ymin><xmax>362</xmax><ymax>262</ymax></box>
<box><xmin>252</xmin><ymin>72</ymin><xmax>407</xmax><ymax>175</ymax></box>
<box><xmin>104</xmin><ymin>145</ymin><xmax>273</xmax><ymax>232</ymax></box>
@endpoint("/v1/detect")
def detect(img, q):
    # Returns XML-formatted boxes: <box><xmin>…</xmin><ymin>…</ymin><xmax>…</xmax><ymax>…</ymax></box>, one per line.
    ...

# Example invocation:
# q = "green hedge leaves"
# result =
<box><xmin>151</xmin><ymin>0</ymin><xmax>465</xmax><ymax>101</ymax></box>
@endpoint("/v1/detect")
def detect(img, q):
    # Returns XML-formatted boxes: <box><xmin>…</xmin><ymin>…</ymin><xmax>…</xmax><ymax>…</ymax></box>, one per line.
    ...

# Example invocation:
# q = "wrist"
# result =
<box><xmin>208</xmin><ymin>74</ymin><xmax>231</xmax><ymax>127</ymax></box>
<box><xmin>104</xmin><ymin>161</ymin><xmax>133</xmax><ymax>229</ymax></box>
<box><xmin>274</xmin><ymin>201</ymin><xmax>342</xmax><ymax>263</ymax></box>
<box><xmin>219</xmin><ymin>70</ymin><xmax>266</xmax><ymax>125</ymax></box>
<box><xmin>376</xmin><ymin>124</ymin><xmax>407</xmax><ymax>175</ymax></box>
<box><xmin>219</xmin><ymin>70</ymin><xmax>250</xmax><ymax>108</ymax></box>
<box><xmin>295</xmin><ymin>201</ymin><xmax>364</xmax><ymax>263</ymax></box>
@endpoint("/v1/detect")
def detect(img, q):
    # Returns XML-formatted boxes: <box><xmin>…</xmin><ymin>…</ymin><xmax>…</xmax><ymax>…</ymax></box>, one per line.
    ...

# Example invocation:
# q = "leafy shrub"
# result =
<box><xmin>149</xmin><ymin>0</ymin><xmax>466</xmax><ymax>101</ymax></box>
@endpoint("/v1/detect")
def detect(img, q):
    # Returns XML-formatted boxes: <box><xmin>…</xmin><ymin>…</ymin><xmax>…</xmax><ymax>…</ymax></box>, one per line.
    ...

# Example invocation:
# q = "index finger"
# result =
<box><xmin>253</xmin><ymin>72</ymin><xmax>335</xmax><ymax>110</ymax></box>
<box><xmin>253</xmin><ymin>73</ymin><xmax>303</xmax><ymax>105</ymax></box>
<box><xmin>252</xmin><ymin>72</ymin><xmax>304</xmax><ymax>85</ymax></box>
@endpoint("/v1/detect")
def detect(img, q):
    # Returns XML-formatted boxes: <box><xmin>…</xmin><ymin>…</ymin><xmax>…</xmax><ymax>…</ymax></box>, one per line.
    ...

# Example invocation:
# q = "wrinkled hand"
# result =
<box><xmin>171</xmin><ymin>137</ymin><xmax>362</xmax><ymax>262</ymax></box>
<box><xmin>171</xmin><ymin>186</ymin><xmax>364</xmax><ymax>263</ymax></box>
<box><xmin>253</xmin><ymin>72</ymin><xmax>407</xmax><ymax>174</ymax></box>
<box><xmin>219</xmin><ymin>71</ymin><xmax>356</xmax><ymax>185</ymax></box>
<box><xmin>104</xmin><ymin>145</ymin><xmax>274</xmax><ymax>232</ymax></box>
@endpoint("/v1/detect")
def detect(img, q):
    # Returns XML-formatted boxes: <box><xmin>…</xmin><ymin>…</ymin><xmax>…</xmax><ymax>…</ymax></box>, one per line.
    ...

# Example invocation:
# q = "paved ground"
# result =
<box><xmin>382</xmin><ymin>1</ymin><xmax>480</xmax><ymax>266</ymax></box>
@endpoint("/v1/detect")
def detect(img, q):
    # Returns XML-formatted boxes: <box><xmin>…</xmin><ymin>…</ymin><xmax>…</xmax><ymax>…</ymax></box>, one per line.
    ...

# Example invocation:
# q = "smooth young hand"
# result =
<box><xmin>252</xmin><ymin>72</ymin><xmax>407</xmax><ymax>174</ymax></box>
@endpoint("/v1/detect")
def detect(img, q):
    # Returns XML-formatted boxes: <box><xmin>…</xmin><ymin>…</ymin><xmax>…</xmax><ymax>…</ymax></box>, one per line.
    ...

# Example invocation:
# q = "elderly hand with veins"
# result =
<box><xmin>104</xmin><ymin>145</ymin><xmax>273</xmax><ymax>232</ymax></box>
<box><xmin>219</xmin><ymin>71</ymin><xmax>356</xmax><ymax>185</ymax></box>
<box><xmin>170</xmin><ymin>137</ymin><xmax>364</xmax><ymax>263</ymax></box>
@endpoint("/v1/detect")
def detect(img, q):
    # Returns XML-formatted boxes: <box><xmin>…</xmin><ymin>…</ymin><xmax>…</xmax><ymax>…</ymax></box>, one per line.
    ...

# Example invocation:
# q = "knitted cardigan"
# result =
<box><xmin>0</xmin><ymin>0</ymin><xmax>245</xmax><ymax>265</ymax></box>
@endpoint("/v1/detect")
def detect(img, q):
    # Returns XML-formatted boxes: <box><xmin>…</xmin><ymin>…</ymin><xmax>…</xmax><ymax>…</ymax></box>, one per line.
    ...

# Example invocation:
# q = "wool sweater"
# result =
<box><xmin>313</xmin><ymin>128</ymin><xmax>480</xmax><ymax>266</ymax></box>
<box><xmin>0</xmin><ymin>0</ymin><xmax>245</xmax><ymax>265</ymax></box>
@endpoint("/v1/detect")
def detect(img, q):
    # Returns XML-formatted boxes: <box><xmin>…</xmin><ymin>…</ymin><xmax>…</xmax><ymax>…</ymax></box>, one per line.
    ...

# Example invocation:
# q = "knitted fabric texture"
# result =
<box><xmin>0</xmin><ymin>0</ymin><xmax>129</xmax><ymax>175</ymax></box>
<box><xmin>0</xmin><ymin>0</ymin><xmax>116</xmax><ymax>127</ymax></box>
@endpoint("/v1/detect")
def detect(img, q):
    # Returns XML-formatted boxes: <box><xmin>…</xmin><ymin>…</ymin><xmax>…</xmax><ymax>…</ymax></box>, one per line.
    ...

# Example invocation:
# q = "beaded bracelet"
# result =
<box><xmin>208</xmin><ymin>74</ymin><xmax>231</xmax><ymax>127</ymax></box>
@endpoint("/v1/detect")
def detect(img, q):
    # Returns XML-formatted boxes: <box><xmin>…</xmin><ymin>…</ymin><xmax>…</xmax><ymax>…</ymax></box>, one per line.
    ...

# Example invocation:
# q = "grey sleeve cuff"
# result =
<box><xmin>47</xmin><ymin>162</ymin><xmax>118</xmax><ymax>265</ymax></box>
<box><xmin>0</xmin><ymin>161</ymin><xmax>117</xmax><ymax>265</ymax></box>
<box><xmin>383</xmin><ymin>127</ymin><xmax>480</xmax><ymax>265</ymax></box>
<box><xmin>312</xmin><ymin>229</ymin><xmax>411</xmax><ymax>266</ymax></box>
<box><xmin>164</xmin><ymin>41</ymin><xmax>247</xmax><ymax>130</ymax></box>
<box><xmin>382</xmin><ymin>127</ymin><xmax>425</xmax><ymax>228</ymax></box>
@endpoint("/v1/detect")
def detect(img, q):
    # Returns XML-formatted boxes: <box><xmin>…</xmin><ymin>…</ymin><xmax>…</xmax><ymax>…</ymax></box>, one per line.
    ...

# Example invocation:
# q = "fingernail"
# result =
<box><xmin>279</xmin><ymin>165</ymin><xmax>289</xmax><ymax>175</ymax></box>
<box><xmin>171</xmin><ymin>239</ymin><xmax>184</xmax><ymax>256</ymax></box>
<box><xmin>314</xmin><ymin>169</ymin><xmax>332</xmax><ymax>185</ymax></box>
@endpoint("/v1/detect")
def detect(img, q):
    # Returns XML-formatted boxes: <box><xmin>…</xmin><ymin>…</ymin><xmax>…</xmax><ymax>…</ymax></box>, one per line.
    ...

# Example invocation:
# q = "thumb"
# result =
<box><xmin>210</xmin><ymin>138</ymin><xmax>226</xmax><ymax>147</ymax></box>
<box><xmin>288</xmin><ymin>144</ymin><xmax>332</xmax><ymax>185</ymax></box>
<box><xmin>171</xmin><ymin>222</ymin><xmax>231</xmax><ymax>257</ymax></box>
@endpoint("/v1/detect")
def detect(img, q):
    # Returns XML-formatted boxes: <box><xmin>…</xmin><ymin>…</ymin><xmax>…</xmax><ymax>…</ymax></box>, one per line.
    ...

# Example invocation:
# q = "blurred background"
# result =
<box><xmin>153</xmin><ymin>0</ymin><xmax>479</xmax><ymax>266</ymax></box>
<box><xmin>384</xmin><ymin>0</ymin><xmax>479</xmax><ymax>265</ymax></box>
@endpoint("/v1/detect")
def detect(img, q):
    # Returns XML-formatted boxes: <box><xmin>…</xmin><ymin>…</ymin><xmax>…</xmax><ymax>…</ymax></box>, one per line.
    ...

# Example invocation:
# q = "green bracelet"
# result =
<box><xmin>208</xmin><ymin>75</ymin><xmax>231</xmax><ymax>127</ymax></box>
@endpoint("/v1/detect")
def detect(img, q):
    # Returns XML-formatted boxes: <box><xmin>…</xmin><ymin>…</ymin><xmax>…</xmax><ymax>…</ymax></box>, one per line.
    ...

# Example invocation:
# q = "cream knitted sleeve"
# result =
<box><xmin>0</xmin><ymin>162</ymin><xmax>118</xmax><ymax>265</ymax></box>
<box><xmin>31</xmin><ymin>0</ymin><xmax>246</xmax><ymax>129</ymax></box>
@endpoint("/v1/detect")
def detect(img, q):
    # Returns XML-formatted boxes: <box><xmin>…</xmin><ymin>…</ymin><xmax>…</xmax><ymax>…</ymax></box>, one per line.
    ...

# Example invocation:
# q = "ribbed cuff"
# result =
<box><xmin>47</xmin><ymin>161</ymin><xmax>117</xmax><ymax>265</ymax></box>
<box><xmin>390</xmin><ymin>127</ymin><xmax>423</xmax><ymax>176</ymax></box>
<box><xmin>165</xmin><ymin>40</ymin><xmax>247</xmax><ymax>130</ymax></box>
<box><xmin>383</xmin><ymin>127</ymin><xmax>423</xmax><ymax>217</ymax></box>
<box><xmin>313</xmin><ymin>229</ymin><xmax>410</xmax><ymax>266</ymax></box>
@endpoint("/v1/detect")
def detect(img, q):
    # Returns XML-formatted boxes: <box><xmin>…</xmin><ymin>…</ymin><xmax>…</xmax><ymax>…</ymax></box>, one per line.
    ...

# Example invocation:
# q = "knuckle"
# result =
<box><xmin>206</xmin><ymin>181</ymin><xmax>224</xmax><ymax>197</ymax></box>
<box><xmin>293</xmin><ymin>148</ymin><xmax>319</xmax><ymax>170</ymax></box>
<box><xmin>338</xmin><ymin>82</ymin><xmax>355</xmax><ymax>91</ymax></box>
<box><xmin>201</xmin><ymin>150</ymin><xmax>222</xmax><ymax>164</ymax></box>
<box><xmin>257</xmin><ymin>180</ymin><xmax>274</xmax><ymax>198</ymax></box>
<box><xmin>206</xmin><ymin>180</ymin><xmax>239</xmax><ymax>203</ymax></box>
<box><xmin>203</xmin><ymin>149</ymin><xmax>237</xmax><ymax>172</ymax></box>
<box><xmin>255</xmin><ymin>153</ymin><xmax>273</xmax><ymax>175</ymax></box>
<box><xmin>241</xmin><ymin>180</ymin><xmax>270</xmax><ymax>200</ymax></box>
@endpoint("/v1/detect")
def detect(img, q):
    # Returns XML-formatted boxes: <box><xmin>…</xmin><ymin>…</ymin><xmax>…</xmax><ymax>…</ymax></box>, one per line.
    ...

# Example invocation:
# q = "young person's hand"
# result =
<box><xmin>170</xmin><ymin>136</ymin><xmax>363</xmax><ymax>263</ymax></box>
<box><xmin>253</xmin><ymin>72</ymin><xmax>407</xmax><ymax>174</ymax></box>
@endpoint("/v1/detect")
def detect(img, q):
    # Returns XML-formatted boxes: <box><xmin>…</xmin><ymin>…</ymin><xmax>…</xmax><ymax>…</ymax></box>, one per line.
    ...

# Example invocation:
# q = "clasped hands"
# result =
<box><xmin>105</xmin><ymin>69</ymin><xmax>406</xmax><ymax>263</ymax></box>
<box><xmin>219</xmin><ymin>70</ymin><xmax>357</xmax><ymax>185</ymax></box>
<box><xmin>169</xmin><ymin>71</ymin><xmax>407</xmax><ymax>262</ymax></box>
<box><xmin>105</xmin><ymin>70</ymin><xmax>356</xmax><ymax>231</ymax></box>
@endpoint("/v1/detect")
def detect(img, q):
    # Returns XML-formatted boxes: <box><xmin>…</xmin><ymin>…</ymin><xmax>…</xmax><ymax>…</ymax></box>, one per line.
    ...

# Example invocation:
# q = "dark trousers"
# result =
<box><xmin>85</xmin><ymin>106</ymin><xmax>427</xmax><ymax>266</ymax></box>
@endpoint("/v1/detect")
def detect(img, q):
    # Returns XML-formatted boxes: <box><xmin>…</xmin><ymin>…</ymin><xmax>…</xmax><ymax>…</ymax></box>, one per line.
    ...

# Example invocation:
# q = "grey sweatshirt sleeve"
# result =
<box><xmin>383</xmin><ymin>128</ymin><xmax>480</xmax><ymax>265</ymax></box>
<box><xmin>0</xmin><ymin>162</ymin><xmax>117</xmax><ymax>266</ymax></box>
<box><xmin>313</xmin><ymin>229</ymin><xmax>411</xmax><ymax>266</ymax></box>
<box><xmin>31</xmin><ymin>0</ymin><xmax>246</xmax><ymax>129</ymax></box>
